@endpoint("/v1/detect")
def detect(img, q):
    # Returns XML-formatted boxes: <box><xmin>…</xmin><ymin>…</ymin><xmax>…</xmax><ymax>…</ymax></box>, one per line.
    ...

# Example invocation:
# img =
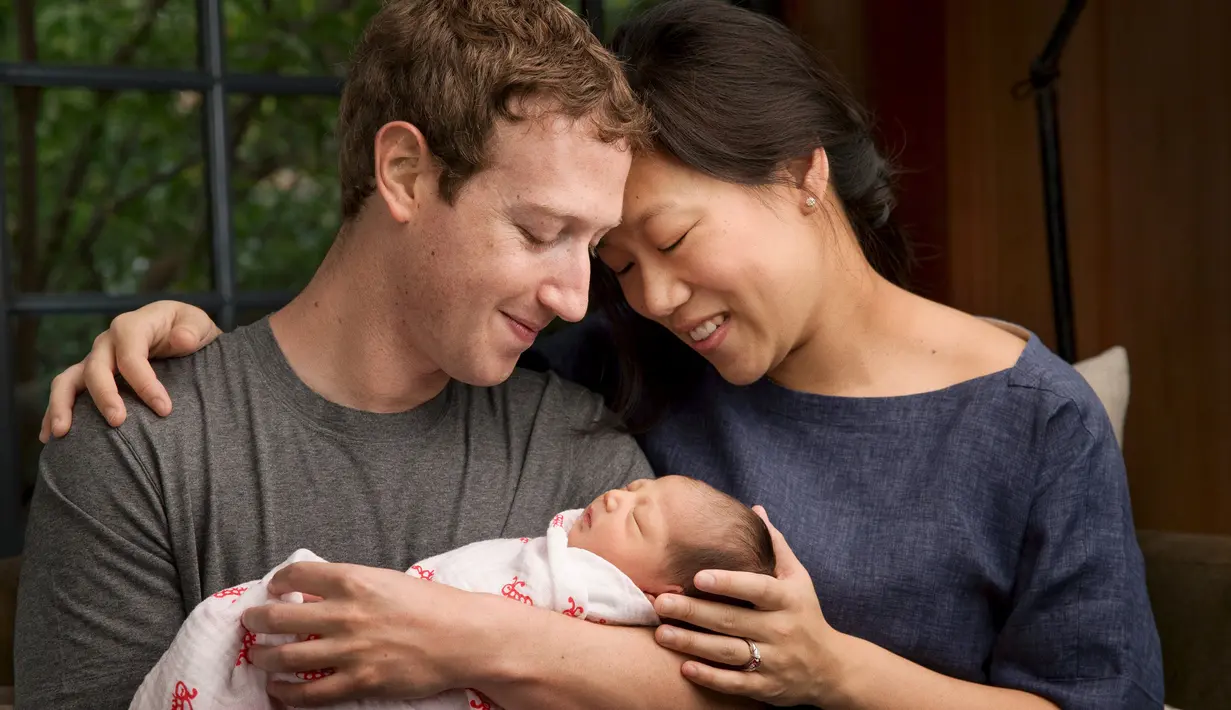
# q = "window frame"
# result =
<box><xmin>0</xmin><ymin>0</ymin><xmax>782</xmax><ymax>556</ymax></box>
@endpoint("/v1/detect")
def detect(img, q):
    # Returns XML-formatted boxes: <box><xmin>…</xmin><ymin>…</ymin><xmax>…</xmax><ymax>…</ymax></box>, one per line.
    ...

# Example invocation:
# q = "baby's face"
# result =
<box><xmin>567</xmin><ymin>475</ymin><xmax>703</xmax><ymax>595</ymax></box>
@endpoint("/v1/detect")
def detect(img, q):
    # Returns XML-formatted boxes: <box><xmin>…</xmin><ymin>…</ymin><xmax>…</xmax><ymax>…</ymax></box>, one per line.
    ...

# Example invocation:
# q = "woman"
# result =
<box><xmin>39</xmin><ymin>1</ymin><xmax>1162</xmax><ymax>707</ymax></box>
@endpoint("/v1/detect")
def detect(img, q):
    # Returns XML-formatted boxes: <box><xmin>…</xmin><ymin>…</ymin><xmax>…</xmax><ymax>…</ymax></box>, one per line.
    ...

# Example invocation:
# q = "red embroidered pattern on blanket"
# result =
<box><xmin>296</xmin><ymin>668</ymin><xmax>336</xmax><ymax>681</ymax></box>
<box><xmin>212</xmin><ymin>585</ymin><xmax>248</xmax><ymax>604</ymax></box>
<box><xmin>550</xmin><ymin>514</ymin><xmax>564</xmax><ymax>528</ymax></box>
<box><xmin>411</xmin><ymin>565</ymin><xmax>435</xmax><ymax>581</ymax></box>
<box><xmin>563</xmin><ymin>597</ymin><xmax>584</xmax><ymax>617</ymax></box>
<box><xmin>467</xmin><ymin>689</ymin><xmax>495</xmax><ymax>710</ymax></box>
<box><xmin>500</xmin><ymin>576</ymin><xmax>533</xmax><ymax>605</ymax></box>
<box><xmin>236</xmin><ymin>622</ymin><xmax>257</xmax><ymax>666</ymax></box>
<box><xmin>171</xmin><ymin>680</ymin><xmax>198</xmax><ymax>709</ymax></box>
<box><xmin>295</xmin><ymin>635</ymin><xmax>336</xmax><ymax>680</ymax></box>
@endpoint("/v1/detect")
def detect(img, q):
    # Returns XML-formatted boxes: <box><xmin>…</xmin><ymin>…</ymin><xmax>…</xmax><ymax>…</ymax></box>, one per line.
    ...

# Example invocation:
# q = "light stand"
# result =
<box><xmin>1015</xmin><ymin>0</ymin><xmax>1087</xmax><ymax>363</ymax></box>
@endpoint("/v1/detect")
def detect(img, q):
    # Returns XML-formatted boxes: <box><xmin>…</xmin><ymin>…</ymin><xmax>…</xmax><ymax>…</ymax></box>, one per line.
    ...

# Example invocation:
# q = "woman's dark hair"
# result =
<box><xmin>592</xmin><ymin>0</ymin><xmax>912</xmax><ymax>432</ymax></box>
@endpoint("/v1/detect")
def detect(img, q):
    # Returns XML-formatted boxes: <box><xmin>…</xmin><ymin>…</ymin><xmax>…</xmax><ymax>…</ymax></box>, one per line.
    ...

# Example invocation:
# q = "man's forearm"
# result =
<box><xmin>830</xmin><ymin>633</ymin><xmax>1059</xmax><ymax>710</ymax></box>
<box><xmin>474</xmin><ymin>598</ymin><xmax>759</xmax><ymax>710</ymax></box>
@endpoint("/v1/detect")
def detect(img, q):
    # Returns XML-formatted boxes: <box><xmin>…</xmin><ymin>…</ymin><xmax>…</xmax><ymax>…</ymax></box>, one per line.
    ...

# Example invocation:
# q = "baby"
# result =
<box><xmin>130</xmin><ymin>475</ymin><xmax>774</xmax><ymax>710</ymax></box>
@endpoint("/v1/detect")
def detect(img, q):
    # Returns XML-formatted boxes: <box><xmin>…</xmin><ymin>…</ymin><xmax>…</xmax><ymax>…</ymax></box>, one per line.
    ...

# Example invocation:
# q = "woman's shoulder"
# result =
<box><xmin>936</xmin><ymin>313</ymin><xmax>1116</xmax><ymax>447</ymax></box>
<box><xmin>1008</xmin><ymin>334</ymin><xmax>1118</xmax><ymax>440</ymax></box>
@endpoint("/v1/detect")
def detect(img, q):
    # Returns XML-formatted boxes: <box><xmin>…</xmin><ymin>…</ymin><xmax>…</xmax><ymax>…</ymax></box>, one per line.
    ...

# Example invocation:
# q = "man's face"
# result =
<box><xmin>398</xmin><ymin>109</ymin><xmax>631</xmax><ymax>386</ymax></box>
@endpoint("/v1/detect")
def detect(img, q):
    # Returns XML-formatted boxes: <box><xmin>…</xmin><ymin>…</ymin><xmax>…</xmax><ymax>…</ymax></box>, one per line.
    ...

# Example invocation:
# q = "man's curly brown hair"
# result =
<box><xmin>336</xmin><ymin>0</ymin><xmax>650</xmax><ymax>220</ymax></box>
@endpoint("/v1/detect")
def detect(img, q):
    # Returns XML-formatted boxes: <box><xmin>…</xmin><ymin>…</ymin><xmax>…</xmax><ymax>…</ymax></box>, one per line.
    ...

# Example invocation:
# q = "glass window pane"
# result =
<box><xmin>12</xmin><ymin>313</ymin><xmax>112</xmax><ymax>510</ymax></box>
<box><xmin>2</xmin><ymin>87</ymin><xmax>211</xmax><ymax>294</ymax></box>
<box><xmin>224</xmin><ymin>0</ymin><xmax>384</xmax><ymax>76</ymax></box>
<box><xmin>0</xmin><ymin>0</ymin><xmax>197</xmax><ymax>68</ymax></box>
<box><xmin>230</xmin><ymin>94</ymin><xmax>339</xmax><ymax>292</ymax></box>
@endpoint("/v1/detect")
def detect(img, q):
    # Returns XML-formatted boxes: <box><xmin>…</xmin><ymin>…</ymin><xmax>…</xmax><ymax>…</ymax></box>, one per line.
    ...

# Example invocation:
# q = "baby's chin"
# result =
<box><xmin>566</xmin><ymin>526</ymin><xmax>600</xmax><ymax>555</ymax></box>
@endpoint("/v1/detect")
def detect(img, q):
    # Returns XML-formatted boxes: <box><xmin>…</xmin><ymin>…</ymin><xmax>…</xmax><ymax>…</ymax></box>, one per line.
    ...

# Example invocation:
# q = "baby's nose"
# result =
<box><xmin>603</xmin><ymin>490</ymin><xmax>621</xmax><ymax>512</ymax></box>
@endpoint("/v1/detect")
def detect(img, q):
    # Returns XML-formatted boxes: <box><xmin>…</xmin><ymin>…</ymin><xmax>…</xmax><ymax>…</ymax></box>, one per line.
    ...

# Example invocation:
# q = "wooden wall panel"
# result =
<box><xmin>782</xmin><ymin>0</ymin><xmax>868</xmax><ymax>101</ymax></box>
<box><xmin>1100</xmin><ymin>0</ymin><xmax>1231</xmax><ymax>532</ymax></box>
<box><xmin>787</xmin><ymin>0</ymin><xmax>1231</xmax><ymax>535</ymax></box>
<box><xmin>944</xmin><ymin>0</ymin><xmax>1231</xmax><ymax>534</ymax></box>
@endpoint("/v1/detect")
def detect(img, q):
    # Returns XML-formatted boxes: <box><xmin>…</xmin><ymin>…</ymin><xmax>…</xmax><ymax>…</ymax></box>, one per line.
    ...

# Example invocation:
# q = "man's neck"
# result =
<box><xmin>268</xmin><ymin>226</ymin><xmax>451</xmax><ymax>413</ymax></box>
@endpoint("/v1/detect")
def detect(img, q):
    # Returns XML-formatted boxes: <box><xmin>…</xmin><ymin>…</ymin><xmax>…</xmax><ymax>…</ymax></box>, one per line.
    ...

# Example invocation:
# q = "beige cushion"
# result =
<box><xmin>1072</xmin><ymin>345</ymin><xmax>1130</xmax><ymax>448</ymax></box>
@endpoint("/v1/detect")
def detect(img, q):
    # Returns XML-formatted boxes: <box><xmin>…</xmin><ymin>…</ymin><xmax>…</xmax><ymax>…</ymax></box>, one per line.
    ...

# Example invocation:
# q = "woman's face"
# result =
<box><xmin>597</xmin><ymin>151</ymin><xmax>828</xmax><ymax>385</ymax></box>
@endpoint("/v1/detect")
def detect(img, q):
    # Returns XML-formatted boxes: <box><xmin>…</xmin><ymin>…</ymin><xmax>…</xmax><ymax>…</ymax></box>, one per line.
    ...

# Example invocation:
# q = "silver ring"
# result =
<box><xmin>739</xmin><ymin>638</ymin><xmax>761</xmax><ymax>672</ymax></box>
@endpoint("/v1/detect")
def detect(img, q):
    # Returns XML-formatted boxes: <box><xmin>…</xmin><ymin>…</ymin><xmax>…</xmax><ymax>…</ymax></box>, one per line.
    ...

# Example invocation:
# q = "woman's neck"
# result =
<box><xmin>766</xmin><ymin>241</ymin><xmax>1027</xmax><ymax>398</ymax></box>
<box><xmin>766</xmin><ymin>252</ymin><xmax>915</xmax><ymax>397</ymax></box>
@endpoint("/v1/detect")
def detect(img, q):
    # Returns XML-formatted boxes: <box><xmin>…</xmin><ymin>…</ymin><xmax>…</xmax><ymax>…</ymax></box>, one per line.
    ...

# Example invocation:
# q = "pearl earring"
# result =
<box><xmin>805</xmin><ymin>196</ymin><xmax>817</xmax><ymax>208</ymax></box>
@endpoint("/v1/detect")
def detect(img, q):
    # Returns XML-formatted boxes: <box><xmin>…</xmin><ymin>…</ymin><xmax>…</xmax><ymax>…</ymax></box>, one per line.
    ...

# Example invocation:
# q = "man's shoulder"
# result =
<box><xmin>115</xmin><ymin>326</ymin><xmax>263</xmax><ymax>430</ymax></box>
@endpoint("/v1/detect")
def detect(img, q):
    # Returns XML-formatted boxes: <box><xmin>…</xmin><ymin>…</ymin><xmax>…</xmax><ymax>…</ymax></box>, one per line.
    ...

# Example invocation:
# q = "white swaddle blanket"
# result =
<box><xmin>131</xmin><ymin>509</ymin><xmax>657</xmax><ymax>710</ymax></box>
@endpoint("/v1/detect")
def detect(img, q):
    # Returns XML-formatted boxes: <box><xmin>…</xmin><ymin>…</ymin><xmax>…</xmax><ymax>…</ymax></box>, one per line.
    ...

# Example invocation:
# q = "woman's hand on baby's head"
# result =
<box><xmin>651</xmin><ymin>507</ymin><xmax>846</xmax><ymax>707</ymax></box>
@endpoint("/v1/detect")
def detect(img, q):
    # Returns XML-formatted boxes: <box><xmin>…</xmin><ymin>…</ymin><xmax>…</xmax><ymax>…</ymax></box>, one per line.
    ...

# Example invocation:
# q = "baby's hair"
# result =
<box><xmin>666</xmin><ymin>481</ymin><xmax>776</xmax><ymax>609</ymax></box>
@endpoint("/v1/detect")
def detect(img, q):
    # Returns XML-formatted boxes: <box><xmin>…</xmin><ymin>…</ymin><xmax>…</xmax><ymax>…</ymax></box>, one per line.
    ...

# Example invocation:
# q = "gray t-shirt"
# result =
<box><xmin>15</xmin><ymin>318</ymin><xmax>651</xmax><ymax>709</ymax></box>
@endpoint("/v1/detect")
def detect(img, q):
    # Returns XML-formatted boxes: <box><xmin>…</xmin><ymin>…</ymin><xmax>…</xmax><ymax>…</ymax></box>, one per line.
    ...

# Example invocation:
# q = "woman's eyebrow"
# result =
<box><xmin>631</xmin><ymin>201</ymin><xmax>676</xmax><ymax>230</ymax></box>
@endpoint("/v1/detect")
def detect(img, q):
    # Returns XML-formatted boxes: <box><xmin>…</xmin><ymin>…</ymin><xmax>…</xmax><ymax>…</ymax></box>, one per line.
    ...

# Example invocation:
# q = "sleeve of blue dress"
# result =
<box><xmin>988</xmin><ymin>396</ymin><xmax>1165</xmax><ymax>708</ymax></box>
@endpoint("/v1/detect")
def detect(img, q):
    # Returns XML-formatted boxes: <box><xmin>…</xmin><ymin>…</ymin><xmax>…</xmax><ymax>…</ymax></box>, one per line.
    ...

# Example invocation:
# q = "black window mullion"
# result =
<box><xmin>580</xmin><ymin>0</ymin><xmax>604</xmax><ymax>42</ymax></box>
<box><xmin>0</xmin><ymin>85</ymin><xmax>22</xmax><ymax>557</ymax></box>
<box><xmin>8</xmin><ymin>292</ymin><xmax>227</xmax><ymax>315</ymax></box>
<box><xmin>0</xmin><ymin>63</ymin><xmax>342</xmax><ymax>96</ymax></box>
<box><xmin>199</xmin><ymin>0</ymin><xmax>237</xmax><ymax>332</ymax></box>
<box><xmin>0</xmin><ymin>62</ymin><xmax>211</xmax><ymax>92</ymax></box>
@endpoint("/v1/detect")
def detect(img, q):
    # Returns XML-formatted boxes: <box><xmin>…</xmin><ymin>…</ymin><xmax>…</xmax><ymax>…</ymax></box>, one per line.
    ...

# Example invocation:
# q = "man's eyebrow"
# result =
<box><xmin>518</xmin><ymin>201</ymin><xmax>621</xmax><ymax>233</ymax></box>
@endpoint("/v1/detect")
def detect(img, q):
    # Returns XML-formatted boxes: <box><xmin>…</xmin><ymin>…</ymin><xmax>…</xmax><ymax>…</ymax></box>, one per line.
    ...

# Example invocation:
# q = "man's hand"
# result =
<box><xmin>241</xmin><ymin>562</ymin><xmax>487</xmax><ymax>707</ymax></box>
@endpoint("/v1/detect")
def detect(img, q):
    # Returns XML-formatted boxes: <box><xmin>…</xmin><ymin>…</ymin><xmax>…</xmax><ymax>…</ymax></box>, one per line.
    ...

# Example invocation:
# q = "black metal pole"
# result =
<box><xmin>1026</xmin><ymin>0</ymin><xmax>1086</xmax><ymax>363</ymax></box>
<box><xmin>1035</xmin><ymin>86</ymin><xmax>1076</xmax><ymax>363</ymax></box>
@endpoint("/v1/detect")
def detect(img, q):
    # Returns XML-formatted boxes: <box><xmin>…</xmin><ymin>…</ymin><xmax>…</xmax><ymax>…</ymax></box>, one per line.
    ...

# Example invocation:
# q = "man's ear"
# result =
<box><xmin>373</xmin><ymin>121</ymin><xmax>434</xmax><ymax>223</ymax></box>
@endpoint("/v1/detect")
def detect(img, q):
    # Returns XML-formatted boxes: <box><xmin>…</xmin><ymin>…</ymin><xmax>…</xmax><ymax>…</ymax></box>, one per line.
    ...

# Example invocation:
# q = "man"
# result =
<box><xmin>15</xmin><ymin>2</ymin><xmax>747</xmax><ymax>708</ymax></box>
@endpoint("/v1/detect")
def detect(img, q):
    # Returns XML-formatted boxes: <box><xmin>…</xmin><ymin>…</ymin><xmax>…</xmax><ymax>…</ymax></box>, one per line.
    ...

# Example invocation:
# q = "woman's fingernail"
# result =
<box><xmin>52</xmin><ymin>416</ymin><xmax>64</xmax><ymax>433</ymax></box>
<box><xmin>105</xmin><ymin>407</ymin><xmax>122</xmax><ymax>425</ymax></box>
<box><xmin>696</xmin><ymin>572</ymin><xmax>716</xmax><ymax>590</ymax></box>
<box><xmin>682</xmin><ymin>662</ymin><xmax>699</xmax><ymax>677</ymax></box>
<box><xmin>658</xmin><ymin>597</ymin><xmax>676</xmax><ymax>614</ymax></box>
<box><xmin>658</xmin><ymin>627</ymin><xmax>677</xmax><ymax>644</ymax></box>
<box><xmin>152</xmin><ymin>397</ymin><xmax>169</xmax><ymax>414</ymax></box>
